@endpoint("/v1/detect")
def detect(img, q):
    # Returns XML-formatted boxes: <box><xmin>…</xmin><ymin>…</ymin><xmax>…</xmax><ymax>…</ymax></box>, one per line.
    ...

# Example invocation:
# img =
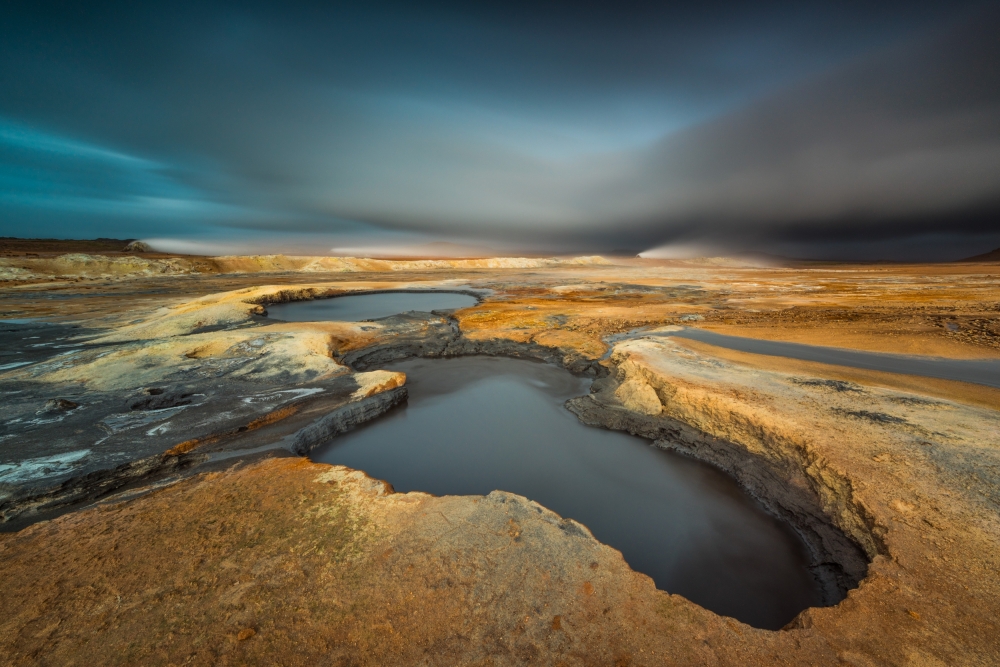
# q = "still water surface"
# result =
<box><xmin>670</xmin><ymin>328</ymin><xmax>1000</xmax><ymax>388</ymax></box>
<box><xmin>266</xmin><ymin>291</ymin><xmax>477</xmax><ymax>322</ymax></box>
<box><xmin>313</xmin><ymin>355</ymin><xmax>823</xmax><ymax>629</ymax></box>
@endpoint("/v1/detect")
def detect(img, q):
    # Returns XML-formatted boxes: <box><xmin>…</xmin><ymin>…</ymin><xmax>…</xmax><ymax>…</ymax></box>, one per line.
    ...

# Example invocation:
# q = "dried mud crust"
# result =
<box><xmin>2</xmin><ymin>271</ymin><xmax>1000</xmax><ymax>664</ymax></box>
<box><xmin>0</xmin><ymin>459</ymin><xmax>720</xmax><ymax>667</ymax></box>
<box><xmin>700</xmin><ymin>306</ymin><xmax>1000</xmax><ymax>355</ymax></box>
<box><xmin>0</xmin><ymin>339</ymin><xmax>996</xmax><ymax>665</ymax></box>
<box><xmin>0</xmin><ymin>453</ymin><xmax>995</xmax><ymax>666</ymax></box>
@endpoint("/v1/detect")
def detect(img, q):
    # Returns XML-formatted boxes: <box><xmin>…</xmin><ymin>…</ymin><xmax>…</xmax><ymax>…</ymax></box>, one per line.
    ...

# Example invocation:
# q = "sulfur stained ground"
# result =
<box><xmin>1</xmin><ymin>255</ymin><xmax>999</xmax><ymax>665</ymax></box>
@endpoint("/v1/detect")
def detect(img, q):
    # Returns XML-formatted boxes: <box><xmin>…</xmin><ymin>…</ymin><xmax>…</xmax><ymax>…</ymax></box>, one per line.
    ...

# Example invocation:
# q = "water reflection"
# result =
<box><xmin>266</xmin><ymin>291</ymin><xmax>477</xmax><ymax>322</ymax></box>
<box><xmin>313</xmin><ymin>355</ymin><xmax>823</xmax><ymax>629</ymax></box>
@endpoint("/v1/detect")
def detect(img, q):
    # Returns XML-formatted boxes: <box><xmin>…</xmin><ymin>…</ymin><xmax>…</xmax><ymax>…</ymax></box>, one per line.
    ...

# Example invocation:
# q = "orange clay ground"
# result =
<box><xmin>1</xmin><ymin>253</ymin><xmax>998</xmax><ymax>665</ymax></box>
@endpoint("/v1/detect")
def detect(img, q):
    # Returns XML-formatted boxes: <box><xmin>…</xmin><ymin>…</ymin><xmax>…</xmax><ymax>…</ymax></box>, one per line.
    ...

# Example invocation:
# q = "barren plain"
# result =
<box><xmin>1</xmin><ymin>251</ymin><xmax>999</xmax><ymax>665</ymax></box>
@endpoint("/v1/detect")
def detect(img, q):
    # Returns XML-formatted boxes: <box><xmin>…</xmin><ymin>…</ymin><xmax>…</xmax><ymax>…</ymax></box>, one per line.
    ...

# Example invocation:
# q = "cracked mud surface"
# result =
<box><xmin>1</xmin><ymin>253</ymin><xmax>999</xmax><ymax>664</ymax></box>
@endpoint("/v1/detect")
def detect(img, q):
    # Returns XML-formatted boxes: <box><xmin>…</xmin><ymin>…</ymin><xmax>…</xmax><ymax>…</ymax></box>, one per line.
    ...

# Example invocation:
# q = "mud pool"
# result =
<box><xmin>313</xmin><ymin>355</ymin><xmax>825</xmax><ymax>629</ymax></box>
<box><xmin>265</xmin><ymin>291</ymin><xmax>478</xmax><ymax>322</ymax></box>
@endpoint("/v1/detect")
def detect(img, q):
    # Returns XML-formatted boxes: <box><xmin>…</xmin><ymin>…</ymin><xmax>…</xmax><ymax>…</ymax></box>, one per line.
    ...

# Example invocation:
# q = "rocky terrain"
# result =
<box><xmin>1</xmin><ymin>253</ymin><xmax>999</xmax><ymax>664</ymax></box>
<box><xmin>0</xmin><ymin>252</ymin><xmax>610</xmax><ymax>284</ymax></box>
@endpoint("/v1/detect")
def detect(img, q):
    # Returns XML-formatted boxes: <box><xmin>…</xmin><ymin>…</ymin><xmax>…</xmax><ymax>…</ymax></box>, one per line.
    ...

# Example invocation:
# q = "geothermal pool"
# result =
<box><xmin>313</xmin><ymin>355</ymin><xmax>825</xmax><ymax>629</ymax></box>
<box><xmin>265</xmin><ymin>291</ymin><xmax>478</xmax><ymax>322</ymax></box>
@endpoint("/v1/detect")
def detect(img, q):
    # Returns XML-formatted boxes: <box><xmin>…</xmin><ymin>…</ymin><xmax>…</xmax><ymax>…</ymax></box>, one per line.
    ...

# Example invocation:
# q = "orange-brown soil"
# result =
<box><xmin>5</xmin><ymin>257</ymin><xmax>998</xmax><ymax>357</ymax></box>
<box><xmin>1</xmin><ymin>255</ymin><xmax>999</xmax><ymax>665</ymax></box>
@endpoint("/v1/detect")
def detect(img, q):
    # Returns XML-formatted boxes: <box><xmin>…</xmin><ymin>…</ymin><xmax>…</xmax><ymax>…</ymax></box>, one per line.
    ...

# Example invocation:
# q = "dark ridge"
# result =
<box><xmin>959</xmin><ymin>247</ymin><xmax>1000</xmax><ymax>262</ymax></box>
<box><xmin>0</xmin><ymin>237</ymin><xmax>136</xmax><ymax>255</ymax></box>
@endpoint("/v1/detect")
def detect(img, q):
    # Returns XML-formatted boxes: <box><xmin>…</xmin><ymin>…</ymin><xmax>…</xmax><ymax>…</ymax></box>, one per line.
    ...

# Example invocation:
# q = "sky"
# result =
<box><xmin>1</xmin><ymin>0</ymin><xmax>998</xmax><ymax>260</ymax></box>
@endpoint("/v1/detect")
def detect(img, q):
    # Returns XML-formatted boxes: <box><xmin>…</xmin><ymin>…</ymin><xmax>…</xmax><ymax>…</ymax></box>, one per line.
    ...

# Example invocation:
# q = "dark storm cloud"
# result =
<box><xmin>325</xmin><ymin>6</ymin><xmax>1000</xmax><ymax>255</ymax></box>
<box><xmin>618</xmin><ymin>10</ymin><xmax>1000</xmax><ymax>257</ymax></box>
<box><xmin>0</xmin><ymin>1</ymin><xmax>997</xmax><ymax>258</ymax></box>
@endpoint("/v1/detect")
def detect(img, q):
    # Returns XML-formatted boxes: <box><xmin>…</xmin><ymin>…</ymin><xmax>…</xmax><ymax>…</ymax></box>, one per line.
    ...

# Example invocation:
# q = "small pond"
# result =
<box><xmin>266</xmin><ymin>291</ymin><xmax>478</xmax><ymax>322</ymax></box>
<box><xmin>313</xmin><ymin>355</ymin><xmax>825</xmax><ymax>629</ymax></box>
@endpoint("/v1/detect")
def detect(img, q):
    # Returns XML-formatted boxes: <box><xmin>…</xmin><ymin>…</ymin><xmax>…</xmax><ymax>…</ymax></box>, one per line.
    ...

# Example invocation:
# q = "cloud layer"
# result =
<box><xmin>1</xmin><ymin>1</ymin><xmax>997</xmax><ymax>259</ymax></box>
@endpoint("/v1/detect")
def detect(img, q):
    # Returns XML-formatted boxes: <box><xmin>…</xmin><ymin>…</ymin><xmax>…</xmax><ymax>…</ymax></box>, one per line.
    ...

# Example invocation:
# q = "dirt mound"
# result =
<box><xmin>960</xmin><ymin>247</ymin><xmax>1000</xmax><ymax>262</ymax></box>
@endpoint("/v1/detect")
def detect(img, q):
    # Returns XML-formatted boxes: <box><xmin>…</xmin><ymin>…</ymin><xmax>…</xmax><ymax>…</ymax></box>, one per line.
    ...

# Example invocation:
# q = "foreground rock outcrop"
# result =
<box><xmin>4</xmin><ymin>460</ymin><xmax>717</xmax><ymax>666</ymax></box>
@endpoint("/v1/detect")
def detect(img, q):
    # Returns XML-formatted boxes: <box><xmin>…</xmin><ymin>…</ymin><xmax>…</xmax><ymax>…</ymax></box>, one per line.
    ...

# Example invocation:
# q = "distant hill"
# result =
<box><xmin>0</xmin><ymin>237</ymin><xmax>135</xmax><ymax>255</ymax></box>
<box><xmin>729</xmin><ymin>251</ymin><xmax>799</xmax><ymax>266</ymax></box>
<box><xmin>959</xmin><ymin>247</ymin><xmax>1000</xmax><ymax>262</ymax></box>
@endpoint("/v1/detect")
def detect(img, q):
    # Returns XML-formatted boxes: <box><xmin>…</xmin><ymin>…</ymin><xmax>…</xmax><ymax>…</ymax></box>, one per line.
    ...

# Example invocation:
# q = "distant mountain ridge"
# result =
<box><xmin>960</xmin><ymin>247</ymin><xmax>1000</xmax><ymax>262</ymax></box>
<box><xmin>0</xmin><ymin>237</ymin><xmax>137</xmax><ymax>256</ymax></box>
